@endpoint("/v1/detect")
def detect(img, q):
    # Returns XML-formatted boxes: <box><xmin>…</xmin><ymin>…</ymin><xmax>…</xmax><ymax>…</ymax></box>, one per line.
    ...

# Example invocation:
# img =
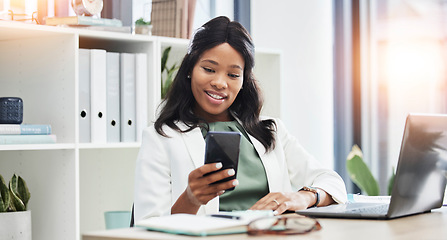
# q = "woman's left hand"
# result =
<box><xmin>249</xmin><ymin>192</ymin><xmax>316</xmax><ymax>215</ymax></box>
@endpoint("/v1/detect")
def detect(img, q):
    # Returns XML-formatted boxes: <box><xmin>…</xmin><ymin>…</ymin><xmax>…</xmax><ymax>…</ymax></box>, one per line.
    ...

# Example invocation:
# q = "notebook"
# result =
<box><xmin>296</xmin><ymin>113</ymin><xmax>447</xmax><ymax>219</ymax></box>
<box><xmin>135</xmin><ymin>211</ymin><xmax>273</xmax><ymax>236</ymax></box>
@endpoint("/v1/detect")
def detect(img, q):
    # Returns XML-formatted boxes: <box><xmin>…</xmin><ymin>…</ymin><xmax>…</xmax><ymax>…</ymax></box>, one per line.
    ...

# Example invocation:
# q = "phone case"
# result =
<box><xmin>204</xmin><ymin>131</ymin><xmax>241</xmax><ymax>191</ymax></box>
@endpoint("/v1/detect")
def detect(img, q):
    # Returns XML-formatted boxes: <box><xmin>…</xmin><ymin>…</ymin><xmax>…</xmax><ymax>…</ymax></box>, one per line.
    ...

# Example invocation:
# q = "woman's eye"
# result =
<box><xmin>202</xmin><ymin>67</ymin><xmax>214</xmax><ymax>73</ymax></box>
<box><xmin>228</xmin><ymin>73</ymin><xmax>240</xmax><ymax>78</ymax></box>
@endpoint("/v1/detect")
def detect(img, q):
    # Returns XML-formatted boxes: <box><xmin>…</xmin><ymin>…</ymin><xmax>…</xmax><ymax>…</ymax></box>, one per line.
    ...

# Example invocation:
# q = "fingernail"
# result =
<box><xmin>218</xmin><ymin>190</ymin><xmax>225</xmax><ymax>195</ymax></box>
<box><xmin>227</xmin><ymin>169</ymin><xmax>235</xmax><ymax>176</ymax></box>
<box><xmin>233</xmin><ymin>180</ymin><xmax>239</xmax><ymax>186</ymax></box>
<box><xmin>216</xmin><ymin>162</ymin><xmax>222</xmax><ymax>169</ymax></box>
<box><xmin>273</xmin><ymin>210</ymin><xmax>279</xmax><ymax>215</ymax></box>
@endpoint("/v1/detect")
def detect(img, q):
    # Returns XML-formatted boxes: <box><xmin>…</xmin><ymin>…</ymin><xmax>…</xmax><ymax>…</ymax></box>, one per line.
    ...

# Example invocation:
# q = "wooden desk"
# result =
<box><xmin>83</xmin><ymin>207</ymin><xmax>447</xmax><ymax>240</ymax></box>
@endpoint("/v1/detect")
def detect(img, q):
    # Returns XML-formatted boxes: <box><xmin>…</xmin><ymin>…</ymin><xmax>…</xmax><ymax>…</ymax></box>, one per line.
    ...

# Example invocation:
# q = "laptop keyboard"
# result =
<box><xmin>346</xmin><ymin>203</ymin><xmax>389</xmax><ymax>215</ymax></box>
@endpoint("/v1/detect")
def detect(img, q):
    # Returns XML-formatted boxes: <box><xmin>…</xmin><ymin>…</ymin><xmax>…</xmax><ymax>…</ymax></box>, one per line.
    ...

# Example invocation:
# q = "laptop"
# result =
<box><xmin>296</xmin><ymin>113</ymin><xmax>447</xmax><ymax>219</ymax></box>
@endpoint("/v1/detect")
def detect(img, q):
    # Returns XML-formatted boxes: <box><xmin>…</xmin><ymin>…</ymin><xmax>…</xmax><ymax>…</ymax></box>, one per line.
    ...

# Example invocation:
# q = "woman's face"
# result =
<box><xmin>191</xmin><ymin>43</ymin><xmax>244</xmax><ymax>122</ymax></box>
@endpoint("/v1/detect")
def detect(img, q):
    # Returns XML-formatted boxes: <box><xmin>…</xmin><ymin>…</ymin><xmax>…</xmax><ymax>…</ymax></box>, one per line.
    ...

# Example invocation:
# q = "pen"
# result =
<box><xmin>210</xmin><ymin>214</ymin><xmax>241</xmax><ymax>220</ymax></box>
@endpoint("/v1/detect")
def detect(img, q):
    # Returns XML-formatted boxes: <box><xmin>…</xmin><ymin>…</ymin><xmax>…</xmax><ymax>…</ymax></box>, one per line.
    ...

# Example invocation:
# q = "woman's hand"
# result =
<box><xmin>249</xmin><ymin>190</ymin><xmax>335</xmax><ymax>215</ymax></box>
<box><xmin>171</xmin><ymin>163</ymin><xmax>239</xmax><ymax>214</ymax></box>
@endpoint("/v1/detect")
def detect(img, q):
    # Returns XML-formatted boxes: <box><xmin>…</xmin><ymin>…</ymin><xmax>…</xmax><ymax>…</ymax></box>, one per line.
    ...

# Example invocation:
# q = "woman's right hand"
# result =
<box><xmin>171</xmin><ymin>162</ymin><xmax>238</xmax><ymax>214</ymax></box>
<box><xmin>186</xmin><ymin>162</ymin><xmax>239</xmax><ymax>206</ymax></box>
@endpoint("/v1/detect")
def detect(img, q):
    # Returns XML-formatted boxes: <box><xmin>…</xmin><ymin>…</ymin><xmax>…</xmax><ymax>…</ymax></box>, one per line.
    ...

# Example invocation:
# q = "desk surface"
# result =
<box><xmin>83</xmin><ymin>207</ymin><xmax>447</xmax><ymax>240</ymax></box>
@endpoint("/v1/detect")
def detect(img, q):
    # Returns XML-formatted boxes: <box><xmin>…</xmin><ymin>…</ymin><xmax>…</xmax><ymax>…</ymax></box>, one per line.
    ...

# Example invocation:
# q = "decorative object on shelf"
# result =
<box><xmin>161</xmin><ymin>47</ymin><xmax>179</xmax><ymax>99</ymax></box>
<box><xmin>71</xmin><ymin>0</ymin><xmax>104</xmax><ymax>17</ymax></box>
<box><xmin>0</xmin><ymin>10</ymin><xmax>39</xmax><ymax>24</ymax></box>
<box><xmin>134</xmin><ymin>17</ymin><xmax>152</xmax><ymax>35</ymax></box>
<box><xmin>346</xmin><ymin>145</ymin><xmax>395</xmax><ymax>196</ymax></box>
<box><xmin>0</xmin><ymin>174</ymin><xmax>31</xmax><ymax>240</ymax></box>
<box><xmin>0</xmin><ymin>97</ymin><xmax>23</xmax><ymax>124</ymax></box>
<box><xmin>46</xmin><ymin>0</ymin><xmax>126</xmax><ymax>31</ymax></box>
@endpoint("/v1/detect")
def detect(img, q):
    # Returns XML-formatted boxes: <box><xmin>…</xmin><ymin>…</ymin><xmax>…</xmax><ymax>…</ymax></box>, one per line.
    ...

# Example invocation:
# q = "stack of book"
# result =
<box><xmin>0</xmin><ymin>124</ymin><xmax>56</xmax><ymax>144</ymax></box>
<box><xmin>45</xmin><ymin>16</ymin><xmax>131</xmax><ymax>33</ymax></box>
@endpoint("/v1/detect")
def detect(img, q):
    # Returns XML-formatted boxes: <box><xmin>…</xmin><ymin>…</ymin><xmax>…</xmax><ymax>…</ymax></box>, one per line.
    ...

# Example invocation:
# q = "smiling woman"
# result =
<box><xmin>133</xmin><ymin>16</ymin><xmax>347</xmax><ymax>221</ymax></box>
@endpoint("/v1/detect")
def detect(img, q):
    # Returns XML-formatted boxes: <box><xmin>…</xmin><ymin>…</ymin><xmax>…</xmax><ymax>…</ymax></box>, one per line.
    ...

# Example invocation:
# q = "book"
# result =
<box><xmin>0</xmin><ymin>134</ymin><xmax>57</xmax><ymax>144</ymax></box>
<box><xmin>0</xmin><ymin>124</ymin><xmax>51</xmax><ymax>135</ymax></box>
<box><xmin>45</xmin><ymin>16</ymin><xmax>123</xmax><ymax>27</ymax></box>
<box><xmin>79</xmin><ymin>48</ymin><xmax>91</xmax><ymax>143</ymax></box>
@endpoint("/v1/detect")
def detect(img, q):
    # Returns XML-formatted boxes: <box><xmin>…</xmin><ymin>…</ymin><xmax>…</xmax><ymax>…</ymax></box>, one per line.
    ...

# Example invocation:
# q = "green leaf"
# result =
<box><xmin>9</xmin><ymin>174</ymin><xmax>26</xmax><ymax>211</ymax></box>
<box><xmin>346</xmin><ymin>145</ymin><xmax>380</xmax><ymax>196</ymax></box>
<box><xmin>0</xmin><ymin>175</ymin><xmax>10</xmax><ymax>212</ymax></box>
<box><xmin>17</xmin><ymin>176</ymin><xmax>30</xmax><ymax>207</ymax></box>
<box><xmin>161</xmin><ymin>63</ymin><xmax>179</xmax><ymax>99</ymax></box>
<box><xmin>161</xmin><ymin>47</ymin><xmax>171</xmax><ymax>72</ymax></box>
<box><xmin>387</xmin><ymin>167</ymin><xmax>396</xmax><ymax>195</ymax></box>
<box><xmin>135</xmin><ymin>17</ymin><xmax>151</xmax><ymax>25</ymax></box>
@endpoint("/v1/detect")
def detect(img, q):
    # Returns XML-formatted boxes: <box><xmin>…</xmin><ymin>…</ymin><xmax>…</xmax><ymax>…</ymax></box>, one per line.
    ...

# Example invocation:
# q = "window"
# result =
<box><xmin>361</xmin><ymin>0</ymin><xmax>447</xmax><ymax>194</ymax></box>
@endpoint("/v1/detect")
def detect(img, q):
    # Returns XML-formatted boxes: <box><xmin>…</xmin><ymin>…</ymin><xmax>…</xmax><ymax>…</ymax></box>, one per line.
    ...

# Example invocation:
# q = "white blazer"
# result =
<box><xmin>134</xmin><ymin>117</ymin><xmax>347</xmax><ymax>221</ymax></box>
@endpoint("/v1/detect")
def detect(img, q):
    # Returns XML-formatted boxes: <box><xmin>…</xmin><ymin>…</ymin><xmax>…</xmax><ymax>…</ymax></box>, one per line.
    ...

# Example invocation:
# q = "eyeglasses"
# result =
<box><xmin>247</xmin><ymin>214</ymin><xmax>322</xmax><ymax>235</ymax></box>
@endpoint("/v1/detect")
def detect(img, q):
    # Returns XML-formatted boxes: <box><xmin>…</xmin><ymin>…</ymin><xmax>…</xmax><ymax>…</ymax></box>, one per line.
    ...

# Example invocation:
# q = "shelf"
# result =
<box><xmin>0</xmin><ymin>143</ymin><xmax>76</xmax><ymax>151</ymax></box>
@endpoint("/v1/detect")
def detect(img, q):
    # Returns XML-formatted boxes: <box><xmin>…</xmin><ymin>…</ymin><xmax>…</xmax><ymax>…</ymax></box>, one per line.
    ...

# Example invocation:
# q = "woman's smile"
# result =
<box><xmin>205</xmin><ymin>90</ymin><xmax>227</xmax><ymax>102</ymax></box>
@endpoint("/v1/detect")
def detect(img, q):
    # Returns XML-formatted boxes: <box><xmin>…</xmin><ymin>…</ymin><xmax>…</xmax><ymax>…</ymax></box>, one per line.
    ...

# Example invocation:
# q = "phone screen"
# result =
<box><xmin>204</xmin><ymin>131</ymin><xmax>241</xmax><ymax>191</ymax></box>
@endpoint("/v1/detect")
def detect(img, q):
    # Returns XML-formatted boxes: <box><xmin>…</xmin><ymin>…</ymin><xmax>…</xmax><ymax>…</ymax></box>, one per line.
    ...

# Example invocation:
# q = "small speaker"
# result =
<box><xmin>0</xmin><ymin>97</ymin><xmax>23</xmax><ymax>124</ymax></box>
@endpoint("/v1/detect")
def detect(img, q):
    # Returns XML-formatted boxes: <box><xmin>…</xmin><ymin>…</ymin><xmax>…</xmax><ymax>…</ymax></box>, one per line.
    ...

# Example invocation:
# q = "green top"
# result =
<box><xmin>201</xmin><ymin>121</ymin><xmax>269</xmax><ymax>211</ymax></box>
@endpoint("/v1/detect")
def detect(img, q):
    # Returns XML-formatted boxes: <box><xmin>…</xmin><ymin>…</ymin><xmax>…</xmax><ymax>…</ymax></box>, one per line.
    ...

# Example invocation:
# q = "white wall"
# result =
<box><xmin>251</xmin><ymin>0</ymin><xmax>335</xmax><ymax>168</ymax></box>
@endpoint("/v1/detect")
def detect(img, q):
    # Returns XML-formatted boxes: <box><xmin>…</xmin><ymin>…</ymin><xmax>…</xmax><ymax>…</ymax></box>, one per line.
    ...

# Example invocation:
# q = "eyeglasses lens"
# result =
<box><xmin>247</xmin><ymin>215</ymin><xmax>321</xmax><ymax>235</ymax></box>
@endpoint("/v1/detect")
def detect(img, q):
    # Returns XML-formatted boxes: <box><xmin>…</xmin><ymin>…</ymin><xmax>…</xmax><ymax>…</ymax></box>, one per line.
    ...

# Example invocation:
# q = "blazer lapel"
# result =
<box><xmin>177</xmin><ymin>123</ymin><xmax>219</xmax><ymax>214</ymax></box>
<box><xmin>179</xmin><ymin>124</ymin><xmax>206</xmax><ymax>169</ymax></box>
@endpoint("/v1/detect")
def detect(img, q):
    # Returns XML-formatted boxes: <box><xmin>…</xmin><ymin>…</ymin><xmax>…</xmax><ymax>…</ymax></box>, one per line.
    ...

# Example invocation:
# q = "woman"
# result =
<box><xmin>134</xmin><ymin>16</ymin><xmax>347</xmax><ymax>221</ymax></box>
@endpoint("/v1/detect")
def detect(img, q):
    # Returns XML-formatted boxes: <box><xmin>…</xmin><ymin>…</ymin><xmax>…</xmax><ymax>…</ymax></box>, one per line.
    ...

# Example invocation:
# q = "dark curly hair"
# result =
<box><xmin>154</xmin><ymin>16</ymin><xmax>276</xmax><ymax>152</ymax></box>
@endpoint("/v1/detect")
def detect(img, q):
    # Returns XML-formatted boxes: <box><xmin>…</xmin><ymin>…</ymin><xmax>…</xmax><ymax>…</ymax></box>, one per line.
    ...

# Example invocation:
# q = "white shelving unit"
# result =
<box><xmin>0</xmin><ymin>21</ymin><xmax>281</xmax><ymax>240</ymax></box>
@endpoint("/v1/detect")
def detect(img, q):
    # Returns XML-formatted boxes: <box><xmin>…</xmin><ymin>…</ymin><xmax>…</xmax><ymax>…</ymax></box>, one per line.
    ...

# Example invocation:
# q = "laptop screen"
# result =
<box><xmin>388</xmin><ymin>113</ymin><xmax>447</xmax><ymax>218</ymax></box>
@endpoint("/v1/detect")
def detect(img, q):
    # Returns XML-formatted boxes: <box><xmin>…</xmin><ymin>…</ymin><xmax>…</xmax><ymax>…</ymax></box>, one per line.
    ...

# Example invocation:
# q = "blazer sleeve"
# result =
<box><xmin>134</xmin><ymin>126</ymin><xmax>172</xmax><ymax>220</ymax></box>
<box><xmin>274</xmin><ymin>118</ymin><xmax>348</xmax><ymax>204</ymax></box>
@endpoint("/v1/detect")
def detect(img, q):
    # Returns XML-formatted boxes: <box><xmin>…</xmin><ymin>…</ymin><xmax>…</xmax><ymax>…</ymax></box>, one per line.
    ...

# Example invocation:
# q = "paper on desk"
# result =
<box><xmin>211</xmin><ymin>210</ymin><xmax>274</xmax><ymax>221</ymax></box>
<box><xmin>347</xmin><ymin>194</ymin><xmax>391</xmax><ymax>204</ymax></box>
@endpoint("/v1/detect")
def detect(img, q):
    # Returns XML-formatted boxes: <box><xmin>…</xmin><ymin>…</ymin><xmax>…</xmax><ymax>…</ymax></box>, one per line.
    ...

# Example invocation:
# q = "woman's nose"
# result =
<box><xmin>210</xmin><ymin>74</ymin><xmax>228</xmax><ymax>89</ymax></box>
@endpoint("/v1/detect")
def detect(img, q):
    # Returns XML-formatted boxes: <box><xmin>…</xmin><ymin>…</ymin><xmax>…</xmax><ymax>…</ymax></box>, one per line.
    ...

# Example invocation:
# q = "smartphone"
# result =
<box><xmin>204</xmin><ymin>131</ymin><xmax>241</xmax><ymax>191</ymax></box>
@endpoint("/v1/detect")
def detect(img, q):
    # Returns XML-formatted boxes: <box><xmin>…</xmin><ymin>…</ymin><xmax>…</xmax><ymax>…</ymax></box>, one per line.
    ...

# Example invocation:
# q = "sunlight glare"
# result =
<box><xmin>385</xmin><ymin>41</ymin><xmax>443</xmax><ymax>85</ymax></box>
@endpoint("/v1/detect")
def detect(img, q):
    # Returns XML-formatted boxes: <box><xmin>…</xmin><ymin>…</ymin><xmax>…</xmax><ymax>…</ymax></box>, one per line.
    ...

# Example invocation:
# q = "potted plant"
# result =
<box><xmin>161</xmin><ymin>46</ymin><xmax>179</xmax><ymax>99</ymax></box>
<box><xmin>346</xmin><ymin>145</ymin><xmax>395</xmax><ymax>196</ymax></box>
<box><xmin>0</xmin><ymin>173</ymin><xmax>31</xmax><ymax>240</ymax></box>
<box><xmin>135</xmin><ymin>17</ymin><xmax>152</xmax><ymax>35</ymax></box>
